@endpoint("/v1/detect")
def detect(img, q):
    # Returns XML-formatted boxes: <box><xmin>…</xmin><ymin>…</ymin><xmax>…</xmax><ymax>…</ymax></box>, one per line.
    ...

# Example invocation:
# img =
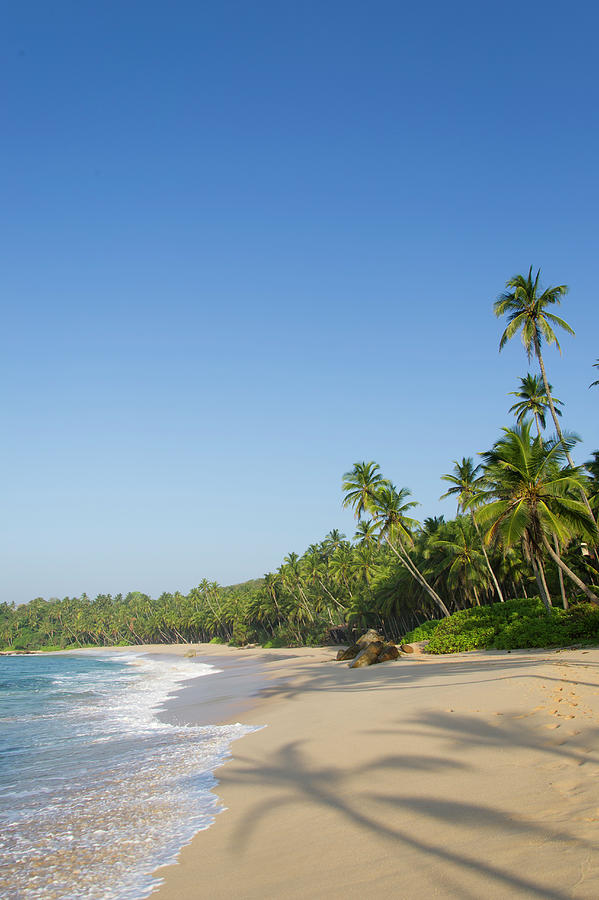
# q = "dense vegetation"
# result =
<box><xmin>2</xmin><ymin>268</ymin><xmax>598</xmax><ymax>653</ymax></box>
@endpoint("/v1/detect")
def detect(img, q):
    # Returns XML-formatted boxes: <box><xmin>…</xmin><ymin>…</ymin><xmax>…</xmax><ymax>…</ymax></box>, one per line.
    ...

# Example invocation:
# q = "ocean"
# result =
<box><xmin>0</xmin><ymin>651</ymin><xmax>259</xmax><ymax>900</ymax></box>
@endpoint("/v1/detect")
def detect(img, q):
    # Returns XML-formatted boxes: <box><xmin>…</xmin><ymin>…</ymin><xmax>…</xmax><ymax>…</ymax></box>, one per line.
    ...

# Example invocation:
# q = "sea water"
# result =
<box><xmin>0</xmin><ymin>652</ymin><xmax>259</xmax><ymax>899</ymax></box>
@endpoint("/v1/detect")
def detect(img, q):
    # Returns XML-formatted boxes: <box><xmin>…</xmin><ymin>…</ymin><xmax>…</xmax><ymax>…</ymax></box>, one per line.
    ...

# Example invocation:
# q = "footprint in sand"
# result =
<box><xmin>545</xmin><ymin>723</ymin><xmax>561</xmax><ymax>729</ymax></box>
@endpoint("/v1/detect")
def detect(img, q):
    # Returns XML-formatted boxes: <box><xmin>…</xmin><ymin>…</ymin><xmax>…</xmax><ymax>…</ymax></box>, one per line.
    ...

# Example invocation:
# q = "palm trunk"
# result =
<box><xmin>535</xmin><ymin>342</ymin><xmax>597</xmax><ymax>525</ymax></box>
<box><xmin>541</xmin><ymin>534</ymin><xmax>599</xmax><ymax>606</ymax></box>
<box><xmin>554</xmin><ymin>534</ymin><xmax>568</xmax><ymax>610</ymax></box>
<box><xmin>531</xmin><ymin>555</ymin><xmax>552</xmax><ymax>612</ymax></box>
<box><xmin>384</xmin><ymin>535</ymin><xmax>451</xmax><ymax>618</ymax></box>
<box><xmin>317</xmin><ymin>579</ymin><xmax>344</xmax><ymax>611</ymax></box>
<box><xmin>471</xmin><ymin>511</ymin><xmax>504</xmax><ymax>602</ymax></box>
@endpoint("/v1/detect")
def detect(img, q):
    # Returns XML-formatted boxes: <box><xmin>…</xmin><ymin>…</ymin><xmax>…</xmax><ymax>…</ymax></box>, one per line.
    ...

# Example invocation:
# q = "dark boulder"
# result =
<box><xmin>348</xmin><ymin>640</ymin><xmax>384</xmax><ymax>668</ymax></box>
<box><xmin>375</xmin><ymin>643</ymin><xmax>400</xmax><ymax>663</ymax></box>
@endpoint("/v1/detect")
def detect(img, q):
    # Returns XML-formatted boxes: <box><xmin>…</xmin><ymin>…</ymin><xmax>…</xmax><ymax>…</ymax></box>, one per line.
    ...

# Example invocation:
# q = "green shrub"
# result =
<box><xmin>209</xmin><ymin>636</ymin><xmax>225</xmax><ymax>644</ymax></box>
<box><xmin>261</xmin><ymin>636</ymin><xmax>288</xmax><ymax>648</ymax></box>
<box><xmin>425</xmin><ymin>598</ymin><xmax>599</xmax><ymax>654</ymax></box>
<box><xmin>400</xmin><ymin>620</ymin><xmax>441</xmax><ymax>643</ymax></box>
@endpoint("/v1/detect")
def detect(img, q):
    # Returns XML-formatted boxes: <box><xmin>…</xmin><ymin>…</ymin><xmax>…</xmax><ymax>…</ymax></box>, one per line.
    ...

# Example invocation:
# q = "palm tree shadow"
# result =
<box><xmin>220</xmin><ymin>708</ymin><xmax>599</xmax><ymax>900</ymax></box>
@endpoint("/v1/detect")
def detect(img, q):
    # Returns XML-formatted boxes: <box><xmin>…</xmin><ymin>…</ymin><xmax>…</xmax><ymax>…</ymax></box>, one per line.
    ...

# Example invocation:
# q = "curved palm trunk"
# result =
<box><xmin>536</xmin><ymin>428</ymin><xmax>570</xmax><ymax>609</ymax></box>
<box><xmin>317</xmin><ymin>579</ymin><xmax>345</xmax><ymax>611</ymax></box>
<box><xmin>471</xmin><ymin>511</ymin><xmax>504</xmax><ymax>602</ymax></box>
<box><xmin>384</xmin><ymin>535</ymin><xmax>451</xmax><ymax>618</ymax></box>
<box><xmin>535</xmin><ymin>340</ymin><xmax>597</xmax><ymax>527</ymax></box>
<box><xmin>541</xmin><ymin>534</ymin><xmax>599</xmax><ymax>606</ymax></box>
<box><xmin>531</xmin><ymin>555</ymin><xmax>552</xmax><ymax>612</ymax></box>
<box><xmin>554</xmin><ymin>535</ymin><xmax>568</xmax><ymax>610</ymax></box>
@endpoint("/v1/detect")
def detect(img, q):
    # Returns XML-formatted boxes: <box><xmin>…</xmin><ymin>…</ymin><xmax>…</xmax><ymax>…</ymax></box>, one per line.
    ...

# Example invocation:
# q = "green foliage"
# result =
<box><xmin>209</xmin><ymin>636</ymin><xmax>225</xmax><ymax>644</ymax></box>
<box><xmin>400</xmin><ymin>620</ymin><xmax>441</xmax><ymax>643</ymax></box>
<box><xmin>426</xmin><ymin>597</ymin><xmax>599</xmax><ymax>653</ymax></box>
<box><xmin>261</xmin><ymin>637</ymin><xmax>287</xmax><ymax>648</ymax></box>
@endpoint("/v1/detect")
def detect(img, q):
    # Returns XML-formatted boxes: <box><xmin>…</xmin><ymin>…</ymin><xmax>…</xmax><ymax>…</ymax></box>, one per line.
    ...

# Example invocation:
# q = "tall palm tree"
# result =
<box><xmin>590</xmin><ymin>360</ymin><xmax>599</xmax><ymax>388</ymax></box>
<box><xmin>494</xmin><ymin>267</ymin><xmax>596</xmax><ymax>524</ymax></box>
<box><xmin>505</xmin><ymin>380</ymin><xmax>567</xmax><ymax>607</ymax></box>
<box><xmin>441</xmin><ymin>457</ymin><xmax>505</xmax><ymax>602</ymax></box>
<box><xmin>342</xmin><ymin>461</ymin><xmax>388</xmax><ymax>520</ymax></box>
<box><xmin>508</xmin><ymin>373</ymin><xmax>562</xmax><ymax>435</ymax></box>
<box><xmin>474</xmin><ymin>423</ymin><xmax>598</xmax><ymax>611</ymax></box>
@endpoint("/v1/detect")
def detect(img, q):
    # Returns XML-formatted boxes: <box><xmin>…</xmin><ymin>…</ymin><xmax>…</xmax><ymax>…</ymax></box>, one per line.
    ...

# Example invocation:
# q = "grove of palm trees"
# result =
<box><xmin>3</xmin><ymin>269</ymin><xmax>598</xmax><ymax>653</ymax></box>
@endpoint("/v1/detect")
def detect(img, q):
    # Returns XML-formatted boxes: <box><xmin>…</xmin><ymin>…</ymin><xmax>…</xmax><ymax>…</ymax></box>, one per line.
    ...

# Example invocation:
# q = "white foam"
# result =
<box><xmin>0</xmin><ymin>652</ymin><xmax>263</xmax><ymax>900</ymax></box>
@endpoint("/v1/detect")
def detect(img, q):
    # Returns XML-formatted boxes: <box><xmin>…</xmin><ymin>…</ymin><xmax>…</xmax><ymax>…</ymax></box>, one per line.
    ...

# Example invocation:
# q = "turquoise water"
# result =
<box><xmin>0</xmin><ymin>652</ymin><xmax>257</xmax><ymax>899</ymax></box>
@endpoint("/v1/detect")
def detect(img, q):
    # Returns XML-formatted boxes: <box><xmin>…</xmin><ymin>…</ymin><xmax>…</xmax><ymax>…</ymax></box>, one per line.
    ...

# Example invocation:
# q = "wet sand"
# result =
<box><xmin>129</xmin><ymin>643</ymin><xmax>599</xmax><ymax>899</ymax></box>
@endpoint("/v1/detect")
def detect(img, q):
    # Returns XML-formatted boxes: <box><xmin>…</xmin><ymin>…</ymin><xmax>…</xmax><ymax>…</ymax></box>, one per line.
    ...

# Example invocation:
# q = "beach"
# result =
<box><xmin>142</xmin><ymin>643</ymin><xmax>599</xmax><ymax>899</ymax></box>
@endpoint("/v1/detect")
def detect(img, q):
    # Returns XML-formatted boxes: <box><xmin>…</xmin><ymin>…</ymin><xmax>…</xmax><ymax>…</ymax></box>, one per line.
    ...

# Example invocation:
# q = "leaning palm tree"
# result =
<box><xmin>590</xmin><ymin>360</ymin><xmax>599</xmax><ymax>389</ymax></box>
<box><xmin>474</xmin><ymin>423</ymin><xmax>598</xmax><ymax>612</ymax></box>
<box><xmin>508</xmin><ymin>373</ymin><xmax>562</xmax><ymax>435</ymax></box>
<box><xmin>343</xmin><ymin>462</ymin><xmax>450</xmax><ymax>617</ymax></box>
<box><xmin>370</xmin><ymin>484</ymin><xmax>451</xmax><ymax>618</ymax></box>
<box><xmin>494</xmin><ymin>267</ymin><xmax>596</xmax><ymax>525</ymax></box>
<box><xmin>441</xmin><ymin>457</ymin><xmax>505</xmax><ymax>602</ymax></box>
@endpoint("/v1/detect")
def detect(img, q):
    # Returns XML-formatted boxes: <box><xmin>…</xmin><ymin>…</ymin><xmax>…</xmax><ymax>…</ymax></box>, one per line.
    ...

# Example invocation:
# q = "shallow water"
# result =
<box><xmin>0</xmin><ymin>652</ymin><xmax>259</xmax><ymax>899</ymax></box>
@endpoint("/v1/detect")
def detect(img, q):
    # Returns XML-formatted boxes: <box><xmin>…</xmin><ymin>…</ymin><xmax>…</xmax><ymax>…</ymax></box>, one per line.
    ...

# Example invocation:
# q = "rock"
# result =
<box><xmin>349</xmin><ymin>640</ymin><xmax>384</xmax><ymax>668</ymax></box>
<box><xmin>356</xmin><ymin>629</ymin><xmax>384</xmax><ymax>648</ymax></box>
<box><xmin>375</xmin><ymin>643</ymin><xmax>400</xmax><ymax>663</ymax></box>
<box><xmin>400</xmin><ymin>640</ymin><xmax>430</xmax><ymax>654</ymax></box>
<box><xmin>336</xmin><ymin>643</ymin><xmax>361</xmax><ymax>661</ymax></box>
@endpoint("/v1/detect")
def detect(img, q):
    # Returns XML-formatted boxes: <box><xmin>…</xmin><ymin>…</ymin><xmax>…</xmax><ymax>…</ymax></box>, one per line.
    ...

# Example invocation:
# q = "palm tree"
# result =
<box><xmin>508</xmin><ymin>373</ymin><xmax>562</xmax><ymax>435</ymax></box>
<box><xmin>585</xmin><ymin>452</ymin><xmax>599</xmax><ymax>516</ymax></box>
<box><xmin>321</xmin><ymin>529</ymin><xmax>347</xmax><ymax>557</ymax></box>
<box><xmin>429</xmin><ymin>519</ymin><xmax>489</xmax><ymax>607</ymax></box>
<box><xmin>343</xmin><ymin>462</ymin><xmax>450</xmax><ymax>616</ymax></box>
<box><xmin>370</xmin><ymin>483</ymin><xmax>451</xmax><ymax>618</ymax></box>
<box><xmin>590</xmin><ymin>360</ymin><xmax>599</xmax><ymax>388</ymax></box>
<box><xmin>342</xmin><ymin>461</ymin><xmax>388</xmax><ymax>520</ymax></box>
<box><xmin>353</xmin><ymin>519</ymin><xmax>378</xmax><ymax>546</ymax></box>
<box><xmin>474</xmin><ymin>423</ymin><xmax>598</xmax><ymax>612</ymax></box>
<box><xmin>441</xmin><ymin>457</ymin><xmax>505</xmax><ymax>602</ymax></box>
<box><xmin>494</xmin><ymin>267</ymin><xmax>596</xmax><ymax>525</ymax></box>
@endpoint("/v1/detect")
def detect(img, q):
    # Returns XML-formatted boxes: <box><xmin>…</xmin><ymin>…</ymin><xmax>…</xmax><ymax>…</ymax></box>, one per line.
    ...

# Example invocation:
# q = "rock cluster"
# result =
<box><xmin>336</xmin><ymin>629</ymin><xmax>400</xmax><ymax>667</ymax></box>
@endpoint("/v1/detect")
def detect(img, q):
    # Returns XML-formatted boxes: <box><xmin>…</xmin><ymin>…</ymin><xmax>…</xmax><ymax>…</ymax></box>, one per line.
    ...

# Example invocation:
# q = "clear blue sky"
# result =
<box><xmin>2</xmin><ymin>1</ymin><xmax>598</xmax><ymax>604</ymax></box>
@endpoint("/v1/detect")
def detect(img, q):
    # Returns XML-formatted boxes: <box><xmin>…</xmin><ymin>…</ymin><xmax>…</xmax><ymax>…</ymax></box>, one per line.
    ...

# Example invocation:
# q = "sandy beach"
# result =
<box><xmin>108</xmin><ymin>642</ymin><xmax>599</xmax><ymax>900</ymax></box>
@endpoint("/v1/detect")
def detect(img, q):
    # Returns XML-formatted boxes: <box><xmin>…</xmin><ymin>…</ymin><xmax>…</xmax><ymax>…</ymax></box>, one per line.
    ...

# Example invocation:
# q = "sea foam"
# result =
<box><xmin>0</xmin><ymin>651</ymin><xmax>260</xmax><ymax>900</ymax></box>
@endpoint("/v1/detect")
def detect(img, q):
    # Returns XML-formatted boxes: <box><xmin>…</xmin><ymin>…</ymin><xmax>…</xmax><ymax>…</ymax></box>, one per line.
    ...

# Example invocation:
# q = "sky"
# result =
<box><xmin>2</xmin><ymin>1</ymin><xmax>598</xmax><ymax>605</ymax></box>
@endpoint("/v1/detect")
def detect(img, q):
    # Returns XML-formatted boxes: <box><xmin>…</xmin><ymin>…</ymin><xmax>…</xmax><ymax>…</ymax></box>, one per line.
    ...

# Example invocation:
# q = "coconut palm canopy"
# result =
<box><xmin>494</xmin><ymin>267</ymin><xmax>573</xmax><ymax>359</ymax></box>
<box><xmin>508</xmin><ymin>373</ymin><xmax>562</xmax><ymax>432</ymax></box>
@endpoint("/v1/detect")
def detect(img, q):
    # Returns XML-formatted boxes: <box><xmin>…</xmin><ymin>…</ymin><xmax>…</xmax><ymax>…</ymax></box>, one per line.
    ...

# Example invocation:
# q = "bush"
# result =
<box><xmin>209</xmin><ymin>636</ymin><xmax>225</xmax><ymax>644</ymax></box>
<box><xmin>425</xmin><ymin>597</ymin><xmax>599</xmax><ymax>654</ymax></box>
<box><xmin>400</xmin><ymin>620</ymin><xmax>442</xmax><ymax>644</ymax></box>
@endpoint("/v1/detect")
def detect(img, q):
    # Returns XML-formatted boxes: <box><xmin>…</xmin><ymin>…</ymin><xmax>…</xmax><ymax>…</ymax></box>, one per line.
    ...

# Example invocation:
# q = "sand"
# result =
<box><xmin>134</xmin><ymin>643</ymin><xmax>599</xmax><ymax>899</ymax></box>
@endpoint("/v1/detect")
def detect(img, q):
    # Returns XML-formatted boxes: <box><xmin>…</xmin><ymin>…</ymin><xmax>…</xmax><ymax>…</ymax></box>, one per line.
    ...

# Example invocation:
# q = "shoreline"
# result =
<box><xmin>140</xmin><ymin>642</ymin><xmax>599</xmax><ymax>899</ymax></box>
